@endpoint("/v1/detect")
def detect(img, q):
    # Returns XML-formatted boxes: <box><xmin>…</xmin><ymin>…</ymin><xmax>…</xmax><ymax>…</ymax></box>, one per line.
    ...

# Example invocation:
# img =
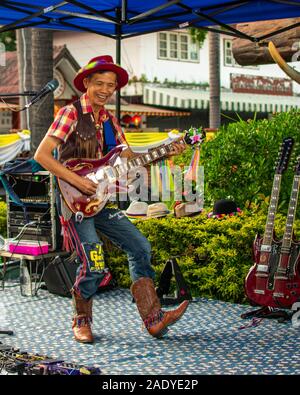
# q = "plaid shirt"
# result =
<box><xmin>47</xmin><ymin>93</ymin><xmax>127</xmax><ymax>158</ymax></box>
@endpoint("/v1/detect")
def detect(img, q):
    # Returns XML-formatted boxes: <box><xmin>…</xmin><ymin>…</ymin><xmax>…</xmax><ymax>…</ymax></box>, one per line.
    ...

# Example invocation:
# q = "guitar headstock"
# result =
<box><xmin>275</xmin><ymin>137</ymin><xmax>294</xmax><ymax>174</ymax></box>
<box><xmin>183</xmin><ymin>127</ymin><xmax>206</xmax><ymax>147</ymax></box>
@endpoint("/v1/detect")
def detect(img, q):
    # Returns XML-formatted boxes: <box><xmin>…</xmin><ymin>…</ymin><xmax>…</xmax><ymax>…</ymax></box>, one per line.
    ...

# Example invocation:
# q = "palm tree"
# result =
<box><xmin>30</xmin><ymin>28</ymin><xmax>54</xmax><ymax>155</ymax></box>
<box><xmin>190</xmin><ymin>29</ymin><xmax>221</xmax><ymax>128</ymax></box>
<box><xmin>208</xmin><ymin>31</ymin><xmax>220</xmax><ymax>129</ymax></box>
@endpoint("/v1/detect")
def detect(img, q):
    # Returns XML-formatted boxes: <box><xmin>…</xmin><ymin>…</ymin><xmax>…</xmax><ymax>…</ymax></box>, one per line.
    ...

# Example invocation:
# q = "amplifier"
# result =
<box><xmin>6</xmin><ymin>171</ymin><xmax>62</xmax><ymax>251</ymax></box>
<box><xmin>9</xmin><ymin>209</ymin><xmax>52</xmax><ymax>224</ymax></box>
<box><xmin>8</xmin><ymin>224</ymin><xmax>53</xmax><ymax>237</ymax></box>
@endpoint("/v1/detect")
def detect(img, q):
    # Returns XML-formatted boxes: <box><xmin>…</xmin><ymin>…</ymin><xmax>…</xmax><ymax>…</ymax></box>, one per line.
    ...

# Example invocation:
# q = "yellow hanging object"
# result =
<box><xmin>0</xmin><ymin>133</ymin><xmax>21</xmax><ymax>147</ymax></box>
<box><xmin>125</xmin><ymin>132</ymin><xmax>170</xmax><ymax>146</ymax></box>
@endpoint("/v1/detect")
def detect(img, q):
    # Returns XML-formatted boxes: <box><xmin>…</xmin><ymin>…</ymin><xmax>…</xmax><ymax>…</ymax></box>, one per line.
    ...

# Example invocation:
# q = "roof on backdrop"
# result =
<box><xmin>0</xmin><ymin>45</ymin><xmax>78</xmax><ymax>94</ymax></box>
<box><xmin>0</xmin><ymin>1</ymin><xmax>300</xmax><ymax>42</ymax></box>
<box><xmin>106</xmin><ymin>103</ymin><xmax>190</xmax><ymax>117</ymax></box>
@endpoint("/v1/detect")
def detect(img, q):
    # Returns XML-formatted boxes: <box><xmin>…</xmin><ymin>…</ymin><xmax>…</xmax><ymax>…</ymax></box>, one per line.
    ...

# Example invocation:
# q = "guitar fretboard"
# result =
<box><xmin>114</xmin><ymin>138</ymin><xmax>183</xmax><ymax>178</ymax></box>
<box><xmin>262</xmin><ymin>174</ymin><xmax>282</xmax><ymax>246</ymax></box>
<box><xmin>281</xmin><ymin>175</ymin><xmax>300</xmax><ymax>252</ymax></box>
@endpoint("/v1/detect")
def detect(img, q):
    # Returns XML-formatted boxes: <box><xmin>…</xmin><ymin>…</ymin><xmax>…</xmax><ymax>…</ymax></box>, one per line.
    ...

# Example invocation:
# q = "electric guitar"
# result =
<box><xmin>58</xmin><ymin>132</ymin><xmax>195</xmax><ymax>218</ymax></box>
<box><xmin>244</xmin><ymin>137</ymin><xmax>294</xmax><ymax>307</ymax></box>
<box><xmin>271</xmin><ymin>156</ymin><xmax>300</xmax><ymax>308</ymax></box>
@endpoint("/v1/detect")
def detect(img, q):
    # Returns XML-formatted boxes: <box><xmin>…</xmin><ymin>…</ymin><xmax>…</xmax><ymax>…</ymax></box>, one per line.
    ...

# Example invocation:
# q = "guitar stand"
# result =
<box><xmin>131</xmin><ymin>257</ymin><xmax>192</xmax><ymax>306</ymax></box>
<box><xmin>241</xmin><ymin>306</ymin><xmax>292</xmax><ymax>323</ymax></box>
<box><xmin>155</xmin><ymin>257</ymin><xmax>193</xmax><ymax>306</ymax></box>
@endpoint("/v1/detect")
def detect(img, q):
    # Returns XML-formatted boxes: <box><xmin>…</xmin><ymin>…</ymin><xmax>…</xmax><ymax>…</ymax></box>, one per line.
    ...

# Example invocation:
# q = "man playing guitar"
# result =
<box><xmin>34</xmin><ymin>55</ymin><xmax>189</xmax><ymax>344</ymax></box>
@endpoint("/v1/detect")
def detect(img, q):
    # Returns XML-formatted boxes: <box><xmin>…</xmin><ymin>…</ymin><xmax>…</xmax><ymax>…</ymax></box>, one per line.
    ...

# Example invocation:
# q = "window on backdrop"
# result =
<box><xmin>224</xmin><ymin>38</ymin><xmax>258</xmax><ymax>69</ymax></box>
<box><xmin>158</xmin><ymin>31</ymin><xmax>199</xmax><ymax>62</ymax></box>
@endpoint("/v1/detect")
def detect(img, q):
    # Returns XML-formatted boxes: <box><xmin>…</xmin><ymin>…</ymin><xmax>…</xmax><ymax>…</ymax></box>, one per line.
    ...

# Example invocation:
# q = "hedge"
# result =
<box><xmin>0</xmin><ymin>201</ymin><xmax>289</xmax><ymax>304</ymax></box>
<box><xmin>102</xmin><ymin>209</ymin><xmax>297</xmax><ymax>305</ymax></box>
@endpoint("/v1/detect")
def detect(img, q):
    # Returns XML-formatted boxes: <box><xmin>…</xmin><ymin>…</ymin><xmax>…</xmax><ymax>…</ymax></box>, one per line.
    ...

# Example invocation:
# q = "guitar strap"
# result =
<box><xmin>103</xmin><ymin>118</ymin><xmax>117</xmax><ymax>155</ymax></box>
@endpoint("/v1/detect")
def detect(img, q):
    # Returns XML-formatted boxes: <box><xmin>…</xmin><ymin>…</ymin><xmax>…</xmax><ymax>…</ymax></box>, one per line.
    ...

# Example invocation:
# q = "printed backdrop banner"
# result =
<box><xmin>0</xmin><ymin>131</ymin><xmax>175</xmax><ymax>165</ymax></box>
<box><xmin>0</xmin><ymin>131</ymin><xmax>30</xmax><ymax>165</ymax></box>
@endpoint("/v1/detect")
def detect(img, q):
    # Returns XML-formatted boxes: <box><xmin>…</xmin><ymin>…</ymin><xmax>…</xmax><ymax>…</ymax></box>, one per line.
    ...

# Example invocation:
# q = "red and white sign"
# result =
<box><xmin>230</xmin><ymin>73</ymin><xmax>293</xmax><ymax>96</ymax></box>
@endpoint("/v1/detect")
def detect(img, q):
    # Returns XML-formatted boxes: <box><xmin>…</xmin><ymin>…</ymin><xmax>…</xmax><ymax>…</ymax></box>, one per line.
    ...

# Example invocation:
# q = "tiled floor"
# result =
<box><xmin>1</xmin><ymin>284</ymin><xmax>300</xmax><ymax>375</ymax></box>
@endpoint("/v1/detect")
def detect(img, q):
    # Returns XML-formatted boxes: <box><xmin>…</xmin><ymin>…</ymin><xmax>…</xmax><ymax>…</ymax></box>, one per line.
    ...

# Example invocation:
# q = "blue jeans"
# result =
<box><xmin>72</xmin><ymin>207</ymin><xmax>155</xmax><ymax>299</ymax></box>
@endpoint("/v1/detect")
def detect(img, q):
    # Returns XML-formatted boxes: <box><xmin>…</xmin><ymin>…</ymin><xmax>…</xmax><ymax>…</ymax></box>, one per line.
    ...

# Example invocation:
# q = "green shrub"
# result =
<box><xmin>174</xmin><ymin>110</ymin><xmax>300</xmax><ymax>213</ymax></box>
<box><xmin>104</xmin><ymin>210</ymin><xmax>295</xmax><ymax>304</ymax></box>
<box><xmin>199</xmin><ymin>110</ymin><xmax>300</xmax><ymax>211</ymax></box>
<box><xmin>0</xmin><ymin>198</ymin><xmax>293</xmax><ymax>305</ymax></box>
<box><xmin>0</xmin><ymin>201</ymin><xmax>7</xmax><ymax>238</ymax></box>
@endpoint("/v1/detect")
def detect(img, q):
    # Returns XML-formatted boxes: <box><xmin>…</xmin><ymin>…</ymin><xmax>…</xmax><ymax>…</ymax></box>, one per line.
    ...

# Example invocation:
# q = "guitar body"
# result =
<box><xmin>57</xmin><ymin>133</ymin><xmax>190</xmax><ymax>218</ymax></box>
<box><xmin>245</xmin><ymin>233</ymin><xmax>281</xmax><ymax>306</ymax></box>
<box><xmin>244</xmin><ymin>137</ymin><xmax>294</xmax><ymax>308</ymax></box>
<box><xmin>272</xmin><ymin>240</ymin><xmax>300</xmax><ymax>308</ymax></box>
<box><xmin>271</xmin><ymin>161</ymin><xmax>300</xmax><ymax>308</ymax></box>
<box><xmin>57</xmin><ymin>145</ymin><xmax>125</xmax><ymax>217</ymax></box>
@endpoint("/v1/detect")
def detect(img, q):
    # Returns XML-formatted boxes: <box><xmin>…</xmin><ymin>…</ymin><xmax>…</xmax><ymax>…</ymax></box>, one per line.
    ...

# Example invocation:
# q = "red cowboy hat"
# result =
<box><xmin>74</xmin><ymin>55</ymin><xmax>129</xmax><ymax>92</ymax></box>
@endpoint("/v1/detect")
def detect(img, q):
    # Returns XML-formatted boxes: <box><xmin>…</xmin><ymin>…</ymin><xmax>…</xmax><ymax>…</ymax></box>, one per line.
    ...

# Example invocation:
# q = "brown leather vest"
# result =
<box><xmin>58</xmin><ymin>100</ymin><xmax>99</xmax><ymax>163</ymax></box>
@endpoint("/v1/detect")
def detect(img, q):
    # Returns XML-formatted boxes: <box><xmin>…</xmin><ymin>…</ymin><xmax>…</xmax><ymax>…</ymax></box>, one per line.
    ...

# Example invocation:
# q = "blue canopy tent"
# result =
<box><xmin>1</xmin><ymin>0</ymin><xmax>300</xmax><ymax>118</ymax></box>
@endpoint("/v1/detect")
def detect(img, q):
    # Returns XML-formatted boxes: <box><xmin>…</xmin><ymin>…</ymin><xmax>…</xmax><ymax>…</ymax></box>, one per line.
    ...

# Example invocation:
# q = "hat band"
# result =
<box><xmin>208</xmin><ymin>208</ymin><xmax>242</xmax><ymax>219</ymax></box>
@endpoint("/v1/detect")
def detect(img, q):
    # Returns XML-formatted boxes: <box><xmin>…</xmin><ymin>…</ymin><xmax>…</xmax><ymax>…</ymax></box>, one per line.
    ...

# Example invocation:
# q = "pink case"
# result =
<box><xmin>8</xmin><ymin>241</ymin><xmax>49</xmax><ymax>256</ymax></box>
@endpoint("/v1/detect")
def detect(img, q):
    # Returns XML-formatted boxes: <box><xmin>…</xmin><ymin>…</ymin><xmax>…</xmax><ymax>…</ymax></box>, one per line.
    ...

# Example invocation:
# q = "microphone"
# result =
<box><xmin>25</xmin><ymin>79</ymin><xmax>59</xmax><ymax>109</ymax></box>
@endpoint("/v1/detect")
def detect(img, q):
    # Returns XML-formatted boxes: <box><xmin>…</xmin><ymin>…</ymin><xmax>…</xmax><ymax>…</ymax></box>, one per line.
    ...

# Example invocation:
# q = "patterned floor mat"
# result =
<box><xmin>0</xmin><ymin>284</ymin><xmax>300</xmax><ymax>375</ymax></box>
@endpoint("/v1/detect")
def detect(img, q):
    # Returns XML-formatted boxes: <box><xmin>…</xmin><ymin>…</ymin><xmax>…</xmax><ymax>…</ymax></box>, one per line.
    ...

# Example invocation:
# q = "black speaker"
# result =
<box><xmin>43</xmin><ymin>252</ymin><xmax>115</xmax><ymax>297</ymax></box>
<box><xmin>43</xmin><ymin>253</ymin><xmax>77</xmax><ymax>297</ymax></box>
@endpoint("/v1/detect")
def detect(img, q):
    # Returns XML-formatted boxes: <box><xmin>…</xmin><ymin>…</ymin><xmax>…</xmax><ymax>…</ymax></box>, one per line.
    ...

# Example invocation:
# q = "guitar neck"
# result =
<box><xmin>115</xmin><ymin>137</ymin><xmax>184</xmax><ymax>177</ymax></box>
<box><xmin>262</xmin><ymin>174</ymin><xmax>282</xmax><ymax>246</ymax></box>
<box><xmin>281</xmin><ymin>175</ymin><xmax>300</xmax><ymax>252</ymax></box>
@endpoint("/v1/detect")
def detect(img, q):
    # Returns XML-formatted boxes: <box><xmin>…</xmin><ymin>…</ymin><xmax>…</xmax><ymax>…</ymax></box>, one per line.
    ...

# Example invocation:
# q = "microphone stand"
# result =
<box><xmin>0</xmin><ymin>261</ymin><xmax>14</xmax><ymax>336</ymax></box>
<box><xmin>0</xmin><ymin>93</ymin><xmax>31</xmax><ymax>336</ymax></box>
<box><xmin>0</xmin><ymin>91</ymin><xmax>37</xmax><ymax>112</ymax></box>
<box><xmin>0</xmin><ymin>87</ymin><xmax>55</xmax><ymax>336</ymax></box>
<box><xmin>0</xmin><ymin>92</ymin><xmax>37</xmax><ymax>98</ymax></box>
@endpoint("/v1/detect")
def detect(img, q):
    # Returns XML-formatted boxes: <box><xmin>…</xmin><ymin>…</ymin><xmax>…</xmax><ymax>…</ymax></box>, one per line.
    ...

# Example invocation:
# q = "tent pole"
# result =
<box><xmin>115</xmin><ymin>7</ymin><xmax>122</xmax><ymax>123</ymax></box>
<box><xmin>116</xmin><ymin>35</ymin><xmax>121</xmax><ymax>122</ymax></box>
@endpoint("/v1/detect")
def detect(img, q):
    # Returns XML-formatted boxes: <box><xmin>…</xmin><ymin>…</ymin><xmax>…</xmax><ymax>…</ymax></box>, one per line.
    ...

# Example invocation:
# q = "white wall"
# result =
<box><xmin>54</xmin><ymin>30</ymin><xmax>300</xmax><ymax>93</ymax></box>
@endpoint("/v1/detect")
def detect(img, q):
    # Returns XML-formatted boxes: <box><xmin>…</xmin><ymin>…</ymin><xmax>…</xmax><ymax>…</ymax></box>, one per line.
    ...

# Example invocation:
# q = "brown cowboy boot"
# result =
<box><xmin>71</xmin><ymin>290</ymin><xmax>94</xmax><ymax>343</ymax></box>
<box><xmin>131</xmin><ymin>277</ymin><xmax>189</xmax><ymax>338</ymax></box>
